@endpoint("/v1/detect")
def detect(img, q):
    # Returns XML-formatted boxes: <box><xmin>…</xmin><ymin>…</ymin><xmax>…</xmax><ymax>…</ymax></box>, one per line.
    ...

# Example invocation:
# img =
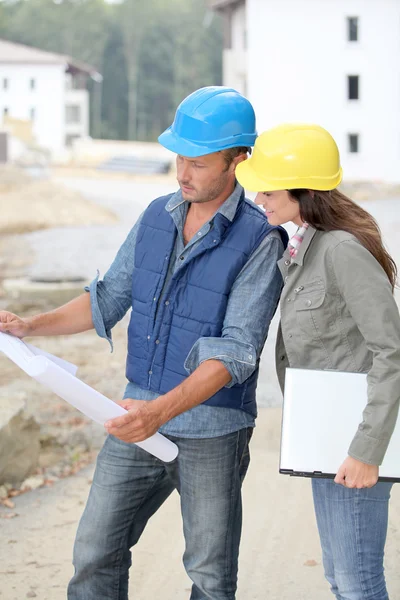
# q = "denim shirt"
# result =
<box><xmin>87</xmin><ymin>183</ymin><xmax>284</xmax><ymax>438</ymax></box>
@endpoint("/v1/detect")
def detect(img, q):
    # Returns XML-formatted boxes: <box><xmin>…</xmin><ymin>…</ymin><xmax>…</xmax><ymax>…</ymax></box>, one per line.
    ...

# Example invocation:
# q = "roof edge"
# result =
<box><xmin>0</xmin><ymin>38</ymin><xmax>102</xmax><ymax>80</ymax></box>
<box><xmin>208</xmin><ymin>0</ymin><xmax>244</xmax><ymax>11</ymax></box>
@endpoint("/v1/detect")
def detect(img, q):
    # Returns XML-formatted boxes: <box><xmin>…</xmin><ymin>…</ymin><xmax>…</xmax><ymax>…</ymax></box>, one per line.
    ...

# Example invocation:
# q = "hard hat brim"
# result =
<box><xmin>235</xmin><ymin>160</ymin><xmax>281</xmax><ymax>192</ymax></box>
<box><xmin>158</xmin><ymin>127</ymin><xmax>217</xmax><ymax>158</ymax></box>
<box><xmin>159</xmin><ymin>127</ymin><xmax>257</xmax><ymax>158</ymax></box>
<box><xmin>236</xmin><ymin>160</ymin><xmax>343</xmax><ymax>192</ymax></box>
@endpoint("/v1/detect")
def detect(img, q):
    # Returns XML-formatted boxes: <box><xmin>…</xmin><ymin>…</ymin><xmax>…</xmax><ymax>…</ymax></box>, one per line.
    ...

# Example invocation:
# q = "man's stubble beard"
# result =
<box><xmin>183</xmin><ymin>173</ymin><xmax>231</xmax><ymax>204</ymax></box>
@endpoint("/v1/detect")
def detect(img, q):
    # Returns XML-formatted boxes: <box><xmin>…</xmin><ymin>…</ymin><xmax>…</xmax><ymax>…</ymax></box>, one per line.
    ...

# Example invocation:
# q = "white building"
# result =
<box><xmin>210</xmin><ymin>0</ymin><xmax>400</xmax><ymax>183</ymax></box>
<box><xmin>0</xmin><ymin>39</ymin><xmax>101</xmax><ymax>159</ymax></box>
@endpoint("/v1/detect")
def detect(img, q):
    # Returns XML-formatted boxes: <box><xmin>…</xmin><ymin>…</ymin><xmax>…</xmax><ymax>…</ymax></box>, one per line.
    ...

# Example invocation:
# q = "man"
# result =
<box><xmin>0</xmin><ymin>86</ymin><xmax>288</xmax><ymax>599</ymax></box>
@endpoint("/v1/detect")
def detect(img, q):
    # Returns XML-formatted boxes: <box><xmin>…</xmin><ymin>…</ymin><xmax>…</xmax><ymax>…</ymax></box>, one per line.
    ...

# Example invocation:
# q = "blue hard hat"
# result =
<box><xmin>158</xmin><ymin>86</ymin><xmax>257</xmax><ymax>157</ymax></box>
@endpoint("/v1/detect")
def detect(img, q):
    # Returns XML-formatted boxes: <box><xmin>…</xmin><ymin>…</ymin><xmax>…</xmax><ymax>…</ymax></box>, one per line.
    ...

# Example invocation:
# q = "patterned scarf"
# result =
<box><xmin>288</xmin><ymin>222</ymin><xmax>309</xmax><ymax>259</ymax></box>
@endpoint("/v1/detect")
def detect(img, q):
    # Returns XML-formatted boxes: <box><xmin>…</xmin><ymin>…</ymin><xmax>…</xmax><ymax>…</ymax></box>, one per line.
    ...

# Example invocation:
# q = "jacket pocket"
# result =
<box><xmin>294</xmin><ymin>278</ymin><xmax>327</xmax><ymax>339</ymax></box>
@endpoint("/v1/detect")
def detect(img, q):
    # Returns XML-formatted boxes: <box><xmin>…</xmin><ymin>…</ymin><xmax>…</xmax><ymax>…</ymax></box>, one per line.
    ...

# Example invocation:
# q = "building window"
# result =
<box><xmin>2</xmin><ymin>78</ymin><xmax>8</xmax><ymax>90</ymax></box>
<box><xmin>66</xmin><ymin>105</ymin><xmax>81</xmax><ymax>124</ymax></box>
<box><xmin>30</xmin><ymin>107</ymin><xmax>36</xmax><ymax>121</ymax></box>
<box><xmin>348</xmin><ymin>133</ymin><xmax>359</xmax><ymax>153</ymax></box>
<box><xmin>348</xmin><ymin>75</ymin><xmax>359</xmax><ymax>100</ymax></box>
<box><xmin>30</xmin><ymin>78</ymin><xmax>36</xmax><ymax>90</ymax></box>
<box><xmin>347</xmin><ymin>17</ymin><xmax>359</xmax><ymax>41</ymax></box>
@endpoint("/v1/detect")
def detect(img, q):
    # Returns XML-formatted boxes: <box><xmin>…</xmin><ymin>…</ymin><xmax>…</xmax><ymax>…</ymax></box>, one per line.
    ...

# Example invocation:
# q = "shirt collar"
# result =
<box><xmin>282</xmin><ymin>224</ymin><xmax>318</xmax><ymax>266</ymax></box>
<box><xmin>165</xmin><ymin>182</ymin><xmax>244</xmax><ymax>223</ymax></box>
<box><xmin>288</xmin><ymin>222</ymin><xmax>310</xmax><ymax>258</ymax></box>
<box><xmin>218</xmin><ymin>182</ymin><xmax>244</xmax><ymax>222</ymax></box>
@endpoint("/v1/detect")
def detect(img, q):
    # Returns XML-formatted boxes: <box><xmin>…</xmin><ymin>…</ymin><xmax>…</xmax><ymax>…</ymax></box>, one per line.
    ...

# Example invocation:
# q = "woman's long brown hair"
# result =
<box><xmin>289</xmin><ymin>188</ymin><xmax>398</xmax><ymax>291</ymax></box>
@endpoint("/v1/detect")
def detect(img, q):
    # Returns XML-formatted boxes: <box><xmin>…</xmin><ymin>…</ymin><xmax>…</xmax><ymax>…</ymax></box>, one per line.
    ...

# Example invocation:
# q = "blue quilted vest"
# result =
<box><xmin>126</xmin><ymin>191</ymin><xmax>287</xmax><ymax>417</ymax></box>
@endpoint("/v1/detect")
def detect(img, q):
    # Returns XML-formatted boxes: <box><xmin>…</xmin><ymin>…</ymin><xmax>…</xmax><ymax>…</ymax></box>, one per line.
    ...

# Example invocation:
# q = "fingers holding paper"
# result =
<box><xmin>334</xmin><ymin>456</ymin><xmax>379</xmax><ymax>488</ymax></box>
<box><xmin>0</xmin><ymin>311</ymin><xmax>31</xmax><ymax>338</ymax></box>
<box><xmin>105</xmin><ymin>399</ymin><xmax>163</xmax><ymax>443</ymax></box>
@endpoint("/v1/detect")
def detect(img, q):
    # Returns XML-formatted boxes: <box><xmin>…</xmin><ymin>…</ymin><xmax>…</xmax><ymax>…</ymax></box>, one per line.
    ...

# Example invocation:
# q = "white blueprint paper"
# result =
<box><xmin>0</xmin><ymin>332</ymin><xmax>178</xmax><ymax>463</ymax></box>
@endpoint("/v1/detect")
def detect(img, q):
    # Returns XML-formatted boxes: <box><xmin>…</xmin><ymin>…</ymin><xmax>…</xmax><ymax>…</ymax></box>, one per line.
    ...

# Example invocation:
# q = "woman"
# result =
<box><xmin>236</xmin><ymin>123</ymin><xmax>400</xmax><ymax>600</ymax></box>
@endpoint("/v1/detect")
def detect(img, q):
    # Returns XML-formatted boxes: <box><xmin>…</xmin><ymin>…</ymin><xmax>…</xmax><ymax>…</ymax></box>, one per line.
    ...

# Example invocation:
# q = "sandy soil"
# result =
<box><xmin>0</xmin><ymin>408</ymin><xmax>399</xmax><ymax>600</ymax></box>
<box><xmin>0</xmin><ymin>166</ymin><xmax>116</xmax><ymax>235</ymax></box>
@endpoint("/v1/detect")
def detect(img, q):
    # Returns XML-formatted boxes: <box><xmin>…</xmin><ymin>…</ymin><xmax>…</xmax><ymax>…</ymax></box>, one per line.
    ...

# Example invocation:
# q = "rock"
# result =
<box><xmin>63</xmin><ymin>430</ymin><xmax>92</xmax><ymax>452</ymax></box>
<box><xmin>0</xmin><ymin>396</ymin><xmax>40</xmax><ymax>485</ymax></box>
<box><xmin>20</xmin><ymin>476</ymin><xmax>45</xmax><ymax>491</ymax></box>
<box><xmin>0</xmin><ymin>485</ymin><xmax>8</xmax><ymax>499</ymax></box>
<box><xmin>304</xmin><ymin>559</ymin><xmax>318</xmax><ymax>567</ymax></box>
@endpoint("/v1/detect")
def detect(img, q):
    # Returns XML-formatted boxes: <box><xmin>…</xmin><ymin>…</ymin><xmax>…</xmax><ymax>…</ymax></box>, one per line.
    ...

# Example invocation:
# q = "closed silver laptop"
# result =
<box><xmin>280</xmin><ymin>368</ymin><xmax>400</xmax><ymax>482</ymax></box>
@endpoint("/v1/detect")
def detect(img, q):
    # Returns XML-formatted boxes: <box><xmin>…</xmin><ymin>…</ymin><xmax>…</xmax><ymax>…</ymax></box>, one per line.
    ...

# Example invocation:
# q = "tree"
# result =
<box><xmin>5</xmin><ymin>0</ymin><xmax>110</xmax><ymax>67</ymax></box>
<box><xmin>117</xmin><ymin>0</ymin><xmax>154</xmax><ymax>140</ymax></box>
<box><xmin>0</xmin><ymin>0</ymin><xmax>223</xmax><ymax>141</ymax></box>
<box><xmin>100</xmin><ymin>20</ymin><xmax>129</xmax><ymax>140</ymax></box>
<box><xmin>0</xmin><ymin>2</ymin><xmax>6</xmax><ymax>34</ymax></box>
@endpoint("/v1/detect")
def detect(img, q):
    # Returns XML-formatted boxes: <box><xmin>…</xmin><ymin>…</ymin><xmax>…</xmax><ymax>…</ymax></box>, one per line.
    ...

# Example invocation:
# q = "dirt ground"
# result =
<box><xmin>0</xmin><ymin>166</ymin><xmax>117</xmax><ymax>235</ymax></box>
<box><xmin>0</xmin><ymin>408</ymin><xmax>399</xmax><ymax>600</ymax></box>
<box><xmin>0</xmin><ymin>165</ymin><xmax>131</xmax><ymax>498</ymax></box>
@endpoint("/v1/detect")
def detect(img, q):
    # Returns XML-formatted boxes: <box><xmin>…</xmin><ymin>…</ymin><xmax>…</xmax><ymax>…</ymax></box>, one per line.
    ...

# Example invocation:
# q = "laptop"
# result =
<box><xmin>280</xmin><ymin>368</ymin><xmax>400</xmax><ymax>482</ymax></box>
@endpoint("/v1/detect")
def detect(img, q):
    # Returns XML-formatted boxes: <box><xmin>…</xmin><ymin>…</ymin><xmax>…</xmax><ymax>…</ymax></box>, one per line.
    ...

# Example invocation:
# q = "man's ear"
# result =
<box><xmin>233</xmin><ymin>152</ymin><xmax>248</xmax><ymax>169</ymax></box>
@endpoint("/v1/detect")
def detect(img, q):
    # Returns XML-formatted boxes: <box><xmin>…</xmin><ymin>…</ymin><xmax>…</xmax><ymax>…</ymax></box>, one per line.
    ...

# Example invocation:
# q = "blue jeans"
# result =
<box><xmin>68</xmin><ymin>428</ymin><xmax>252</xmax><ymax>600</ymax></box>
<box><xmin>312</xmin><ymin>478</ymin><xmax>393</xmax><ymax>600</ymax></box>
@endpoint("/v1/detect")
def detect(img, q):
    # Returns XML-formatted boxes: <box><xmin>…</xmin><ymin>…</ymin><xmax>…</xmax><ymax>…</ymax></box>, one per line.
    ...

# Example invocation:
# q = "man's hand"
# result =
<box><xmin>104</xmin><ymin>399</ymin><xmax>163</xmax><ymax>443</ymax></box>
<box><xmin>334</xmin><ymin>456</ymin><xmax>379</xmax><ymax>488</ymax></box>
<box><xmin>0</xmin><ymin>311</ymin><xmax>31</xmax><ymax>338</ymax></box>
<box><xmin>1</xmin><ymin>295</ymin><xmax>93</xmax><ymax>338</ymax></box>
<box><xmin>104</xmin><ymin>360</ymin><xmax>231</xmax><ymax>444</ymax></box>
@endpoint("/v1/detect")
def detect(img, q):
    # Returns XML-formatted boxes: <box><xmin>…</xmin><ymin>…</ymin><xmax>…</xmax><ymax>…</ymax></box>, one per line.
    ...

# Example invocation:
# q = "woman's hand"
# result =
<box><xmin>334</xmin><ymin>456</ymin><xmax>379</xmax><ymax>488</ymax></box>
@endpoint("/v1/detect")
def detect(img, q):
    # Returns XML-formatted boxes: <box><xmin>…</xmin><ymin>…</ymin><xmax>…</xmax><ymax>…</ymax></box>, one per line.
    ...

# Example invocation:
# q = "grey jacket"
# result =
<box><xmin>276</xmin><ymin>225</ymin><xmax>400</xmax><ymax>465</ymax></box>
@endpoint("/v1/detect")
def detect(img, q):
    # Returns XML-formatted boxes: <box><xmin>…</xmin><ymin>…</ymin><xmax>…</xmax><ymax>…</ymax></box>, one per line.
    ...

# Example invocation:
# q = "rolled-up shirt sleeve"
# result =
<box><xmin>84</xmin><ymin>217</ymin><xmax>141</xmax><ymax>350</ymax></box>
<box><xmin>184</xmin><ymin>232</ymin><xmax>285</xmax><ymax>386</ymax></box>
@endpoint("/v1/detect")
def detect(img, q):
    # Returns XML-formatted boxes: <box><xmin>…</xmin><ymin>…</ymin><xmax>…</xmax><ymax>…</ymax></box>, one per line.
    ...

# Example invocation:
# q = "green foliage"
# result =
<box><xmin>0</xmin><ymin>2</ymin><xmax>6</xmax><ymax>33</ymax></box>
<box><xmin>100</xmin><ymin>19</ymin><xmax>129</xmax><ymax>140</ymax></box>
<box><xmin>0</xmin><ymin>0</ymin><xmax>223</xmax><ymax>141</ymax></box>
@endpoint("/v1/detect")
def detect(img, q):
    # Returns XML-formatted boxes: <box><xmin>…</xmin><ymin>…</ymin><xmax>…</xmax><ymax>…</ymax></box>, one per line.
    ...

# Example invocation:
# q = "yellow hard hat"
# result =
<box><xmin>235</xmin><ymin>123</ymin><xmax>343</xmax><ymax>192</ymax></box>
